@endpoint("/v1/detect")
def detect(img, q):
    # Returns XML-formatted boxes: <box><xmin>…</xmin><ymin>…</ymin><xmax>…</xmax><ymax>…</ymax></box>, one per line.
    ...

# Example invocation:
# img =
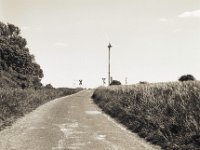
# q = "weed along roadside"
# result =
<box><xmin>92</xmin><ymin>81</ymin><xmax>200</xmax><ymax>149</ymax></box>
<box><xmin>0</xmin><ymin>88</ymin><xmax>82</xmax><ymax>131</ymax></box>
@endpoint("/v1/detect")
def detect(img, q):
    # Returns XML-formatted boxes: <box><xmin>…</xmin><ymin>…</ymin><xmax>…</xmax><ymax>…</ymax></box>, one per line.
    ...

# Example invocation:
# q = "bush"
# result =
<box><xmin>139</xmin><ymin>81</ymin><xmax>148</xmax><ymax>84</ymax></box>
<box><xmin>178</xmin><ymin>74</ymin><xmax>196</xmax><ymax>82</ymax></box>
<box><xmin>45</xmin><ymin>84</ymin><xmax>54</xmax><ymax>89</ymax></box>
<box><xmin>110</xmin><ymin>80</ymin><xmax>121</xmax><ymax>86</ymax></box>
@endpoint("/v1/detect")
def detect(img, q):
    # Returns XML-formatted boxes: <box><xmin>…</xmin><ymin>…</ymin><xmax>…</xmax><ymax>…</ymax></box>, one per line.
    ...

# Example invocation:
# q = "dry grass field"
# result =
<box><xmin>92</xmin><ymin>81</ymin><xmax>200</xmax><ymax>149</ymax></box>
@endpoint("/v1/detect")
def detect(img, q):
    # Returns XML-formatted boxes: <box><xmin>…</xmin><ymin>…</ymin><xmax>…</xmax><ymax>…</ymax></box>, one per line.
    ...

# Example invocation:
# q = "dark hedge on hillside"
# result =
<box><xmin>0</xmin><ymin>22</ymin><xmax>43</xmax><ymax>88</ymax></box>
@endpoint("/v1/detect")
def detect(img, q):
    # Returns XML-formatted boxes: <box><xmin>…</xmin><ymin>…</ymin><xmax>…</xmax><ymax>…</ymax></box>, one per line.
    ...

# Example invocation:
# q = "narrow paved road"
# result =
<box><xmin>0</xmin><ymin>90</ymin><xmax>160</xmax><ymax>150</ymax></box>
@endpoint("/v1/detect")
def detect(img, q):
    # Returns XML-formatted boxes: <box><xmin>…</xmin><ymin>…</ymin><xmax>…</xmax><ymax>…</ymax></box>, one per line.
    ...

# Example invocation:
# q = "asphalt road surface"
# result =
<box><xmin>0</xmin><ymin>90</ymin><xmax>160</xmax><ymax>150</ymax></box>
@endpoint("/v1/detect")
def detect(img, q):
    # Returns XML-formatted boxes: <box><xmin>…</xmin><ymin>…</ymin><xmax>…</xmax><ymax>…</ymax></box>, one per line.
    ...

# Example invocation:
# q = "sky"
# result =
<box><xmin>0</xmin><ymin>0</ymin><xmax>200</xmax><ymax>88</ymax></box>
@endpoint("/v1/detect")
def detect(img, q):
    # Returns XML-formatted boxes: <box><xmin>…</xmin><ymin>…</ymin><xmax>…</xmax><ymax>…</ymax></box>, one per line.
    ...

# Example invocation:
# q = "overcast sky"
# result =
<box><xmin>1</xmin><ymin>0</ymin><xmax>200</xmax><ymax>88</ymax></box>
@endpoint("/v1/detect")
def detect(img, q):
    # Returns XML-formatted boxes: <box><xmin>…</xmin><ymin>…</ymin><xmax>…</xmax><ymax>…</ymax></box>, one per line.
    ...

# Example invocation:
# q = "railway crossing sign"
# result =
<box><xmin>79</xmin><ymin>80</ymin><xmax>83</xmax><ymax>86</ymax></box>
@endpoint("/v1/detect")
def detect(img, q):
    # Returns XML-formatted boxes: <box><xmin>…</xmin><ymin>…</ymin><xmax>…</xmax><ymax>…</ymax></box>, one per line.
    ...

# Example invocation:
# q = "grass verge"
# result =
<box><xmin>0</xmin><ymin>87</ymin><xmax>82</xmax><ymax>131</ymax></box>
<box><xmin>92</xmin><ymin>81</ymin><xmax>200</xmax><ymax>149</ymax></box>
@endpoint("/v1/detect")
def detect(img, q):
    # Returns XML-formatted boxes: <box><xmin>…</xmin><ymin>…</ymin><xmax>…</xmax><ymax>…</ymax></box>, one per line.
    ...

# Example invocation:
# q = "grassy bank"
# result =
<box><xmin>0</xmin><ymin>87</ymin><xmax>82</xmax><ymax>131</ymax></box>
<box><xmin>92</xmin><ymin>81</ymin><xmax>200</xmax><ymax>149</ymax></box>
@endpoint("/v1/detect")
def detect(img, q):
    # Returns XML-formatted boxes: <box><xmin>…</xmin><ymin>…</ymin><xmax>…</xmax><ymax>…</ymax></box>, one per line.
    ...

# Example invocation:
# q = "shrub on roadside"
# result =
<box><xmin>139</xmin><ymin>81</ymin><xmax>148</xmax><ymax>84</ymax></box>
<box><xmin>45</xmin><ymin>84</ymin><xmax>54</xmax><ymax>89</ymax></box>
<box><xmin>178</xmin><ymin>74</ymin><xmax>196</xmax><ymax>82</ymax></box>
<box><xmin>110</xmin><ymin>80</ymin><xmax>121</xmax><ymax>86</ymax></box>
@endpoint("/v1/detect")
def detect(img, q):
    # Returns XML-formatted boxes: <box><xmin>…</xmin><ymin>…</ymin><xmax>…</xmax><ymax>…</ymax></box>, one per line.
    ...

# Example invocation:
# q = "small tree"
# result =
<box><xmin>139</xmin><ymin>81</ymin><xmax>148</xmax><ymax>84</ymax></box>
<box><xmin>45</xmin><ymin>84</ymin><xmax>54</xmax><ymax>89</ymax></box>
<box><xmin>178</xmin><ymin>74</ymin><xmax>196</xmax><ymax>82</ymax></box>
<box><xmin>110</xmin><ymin>80</ymin><xmax>121</xmax><ymax>86</ymax></box>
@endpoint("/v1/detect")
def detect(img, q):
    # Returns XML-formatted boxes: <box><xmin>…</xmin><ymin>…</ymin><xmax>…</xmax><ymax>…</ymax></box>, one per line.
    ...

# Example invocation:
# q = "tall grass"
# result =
<box><xmin>92</xmin><ymin>81</ymin><xmax>200</xmax><ymax>149</ymax></box>
<box><xmin>0</xmin><ymin>87</ymin><xmax>82</xmax><ymax>131</ymax></box>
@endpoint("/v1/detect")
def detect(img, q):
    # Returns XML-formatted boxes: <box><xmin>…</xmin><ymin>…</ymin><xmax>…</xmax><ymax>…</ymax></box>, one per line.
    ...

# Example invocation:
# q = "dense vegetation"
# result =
<box><xmin>0</xmin><ymin>22</ymin><xmax>43</xmax><ymax>89</ymax></box>
<box><xmin>92</xmin><ymin>81</ymin><xmax>200</xmax><ymax>149</ymax></box>
<box><xmin>0</xmin><ymin>21</ymin><xmax>82</xmax><ymax>131</ymax></box>
<box><xmin>0</xmin><ymin>87</ymin><xmax>81</xmax><ymax>131</ymax></box>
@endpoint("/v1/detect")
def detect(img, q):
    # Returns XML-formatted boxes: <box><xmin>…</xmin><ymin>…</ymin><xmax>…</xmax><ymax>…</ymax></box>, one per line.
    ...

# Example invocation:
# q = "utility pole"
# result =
<box><xmin>108</xmin><ymin>43</ymin><xmax>112</xmax><ymax>86</ymax></box>
<box><xmin>73</xmin><ymin>80</ymin><xmax>75</xmax><ymax>87</ymax></box>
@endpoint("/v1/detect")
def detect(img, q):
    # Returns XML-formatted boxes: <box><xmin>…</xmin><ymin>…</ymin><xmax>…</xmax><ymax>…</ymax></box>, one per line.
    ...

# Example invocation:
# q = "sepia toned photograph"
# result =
<box><xmin>0</xmin><ymin>0</ymin><xmax>200</xmax><ymax>149</ymax></box>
